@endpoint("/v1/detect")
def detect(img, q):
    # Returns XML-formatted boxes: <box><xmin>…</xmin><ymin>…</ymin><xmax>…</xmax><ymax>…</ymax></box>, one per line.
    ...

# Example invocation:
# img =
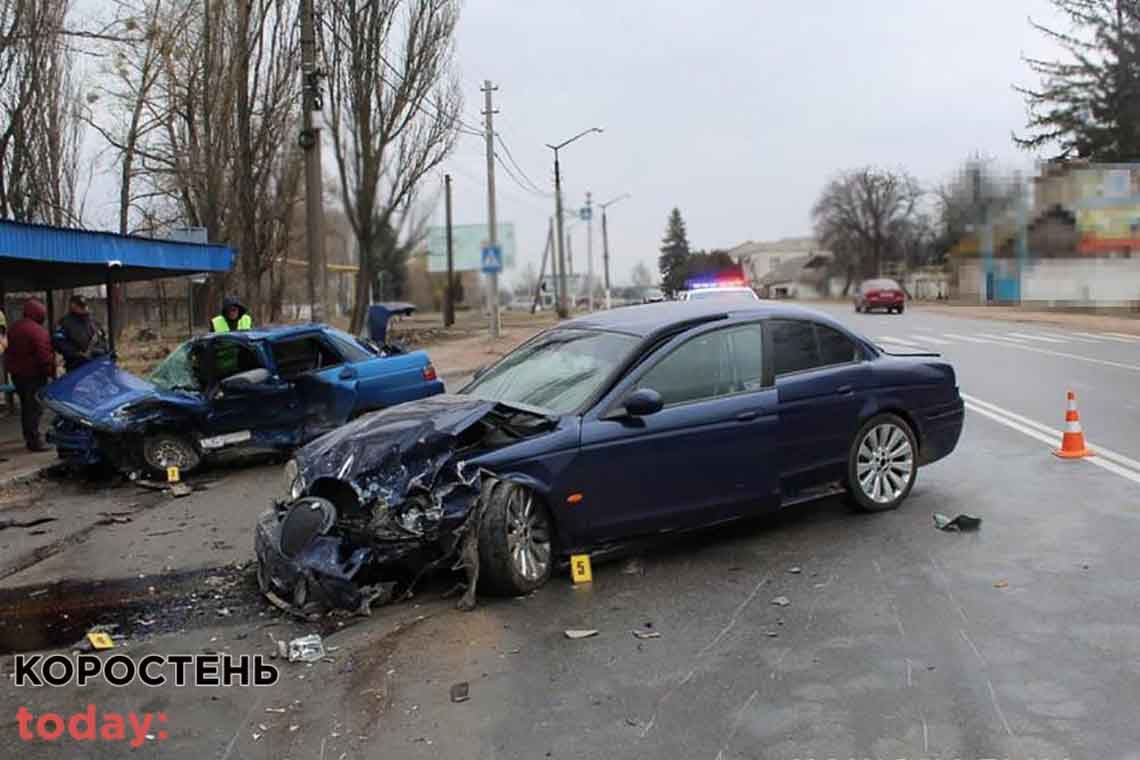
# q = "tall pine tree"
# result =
<box><xmin>1015</xmin><ymin>0</ymin><xmax>1140</xmax><ymax>161</ymax></box>
<box><xmin>658</xmin><ymin>208</ymin><xmax>691</xmax><ymax>296</ymax></box>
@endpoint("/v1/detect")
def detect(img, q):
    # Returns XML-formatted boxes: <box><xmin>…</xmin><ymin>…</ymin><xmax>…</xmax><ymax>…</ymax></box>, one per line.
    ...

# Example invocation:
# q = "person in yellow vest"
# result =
<box><xmin>210</xmin><ymin>296</ymin><xmax>252</xmax><ymax>333</ymax></box>
<box><xmin>210</xmin><ymin>297</ymin><xmax>252</xmax><ymax>376</ymax></box>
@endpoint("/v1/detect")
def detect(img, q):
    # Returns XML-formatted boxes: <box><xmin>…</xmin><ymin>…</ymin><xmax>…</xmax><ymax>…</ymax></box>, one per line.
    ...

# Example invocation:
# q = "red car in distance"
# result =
<box><xmin>854</xmin><ymin>278</ymin><xmax>906</xmax><ymax>314</ymax></box>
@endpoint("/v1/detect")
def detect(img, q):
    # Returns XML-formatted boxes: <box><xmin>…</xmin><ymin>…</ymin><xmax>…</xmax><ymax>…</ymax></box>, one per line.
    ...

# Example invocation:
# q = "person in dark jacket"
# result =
<box><xmin>53</xmin><ymin>294</ymin><xmax>107</xmax><ymax>373</ymax></box>
<box><xmin>4</xmin><ymin>298</ymin><xmax>55</xmax><ymax>451</ymax></box>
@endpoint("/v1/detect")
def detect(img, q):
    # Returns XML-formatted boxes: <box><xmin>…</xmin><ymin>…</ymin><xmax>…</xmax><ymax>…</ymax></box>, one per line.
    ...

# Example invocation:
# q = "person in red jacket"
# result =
<box><xmin>4</xmin><ymin>298</ymin><xmax>55</xmax><ymax>451</ymax></box>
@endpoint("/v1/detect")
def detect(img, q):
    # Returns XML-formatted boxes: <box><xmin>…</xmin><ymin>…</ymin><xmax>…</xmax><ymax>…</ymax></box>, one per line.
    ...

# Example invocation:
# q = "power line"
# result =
<box><xmin>375</xmin><ymin>52</ymin><xmax>485</xmax><ymax>137</ymax></box>
<box><xmin>494</xmin><ymin>132</ymin><xmax>550</xmax><ymax>196</ymax></box>
<box><xmin>495</xmin><ymin>152</ymin><xmax>551</xmax><ymax>200</ymax></box>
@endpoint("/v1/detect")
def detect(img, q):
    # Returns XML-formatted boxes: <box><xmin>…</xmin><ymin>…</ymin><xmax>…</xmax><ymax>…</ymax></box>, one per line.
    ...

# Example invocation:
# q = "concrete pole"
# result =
<box><xmin>300</xmin><ymin>0</ymin><xmax>325</xmax><ymax>323</ymax></box>
<box><xmin>553</xmin><ymin>152</ymin><xmax>568</xmax><ymax>318</ymax></box>
<box><xmin>444</xmin><ymin>173</ymin><xmax>455</xmax><ymax>327</ymax></box>
<box><xmin>586</xmin><ymin>192</ymin><xmax>594</xmax><ymax>311</ymax></box>
<box><xmin>482</xmin><ymin>80</ymin><xmax>500</xmax><ymax>337</ymax></box>
<box><xmin>602</xmin><ymin>206</ymin><xmax>611</xmax><ymax>310</ymax></box>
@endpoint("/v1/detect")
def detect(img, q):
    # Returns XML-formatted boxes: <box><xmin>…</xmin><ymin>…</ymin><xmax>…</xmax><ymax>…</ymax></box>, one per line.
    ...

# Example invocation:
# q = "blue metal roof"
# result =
<box><xmin>0</xmin><ymin>219</ymin><xmax>234</xmax><ymax>290</ymax></box>
<box><xmin>562</xmin><ymin>300</ymin><xmax>836</xmax><ymax>337</ymax></box>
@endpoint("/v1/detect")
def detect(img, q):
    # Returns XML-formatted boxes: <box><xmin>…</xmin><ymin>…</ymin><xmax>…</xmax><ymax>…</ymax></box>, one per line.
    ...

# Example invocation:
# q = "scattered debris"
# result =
<box><xmin>766</xmin><ymin>631</ymin><xmax>779</xmax><ymax>638</ymax></box>
<box><xmin>265</xmin><ymin>708</ymin><xmax>286</xmax><ymax>714</ymax></box>
<box><xmin>933</xmin><ymin>513</ymin><xmax>982</xmax><ymax>531</ymax></box>
<box><xmin>770</xmin><ymin>596</ymin><xmax>791</xmax><ymax>607</ymax></box>
<box><xmin>289</xmin><ymin>725</ymin><xmax>299</xmax><ymax>732</ymax></box>
<box><xmin>450</xmin><ymin>682</ymin><xmax>470</xmax><ymax>703</ymax></box>
<box><xmin>787</xmin><ymin>566</ymin><xmax>802</xmax><ymax>574</ymax></box>
<box><xmin>564</xmin><ymin>629</ymin><xmax>599</xmax><ymax>640</ymax></box>
<box><xmin>621</xmin><ymin>558</ymin><xmax>644</xmax><ymax>575</ymax></box>
<box><xmin>28</xmin><ymin>588</ymin><xmax>48</xmax><ymax>598</ymax></box>
<box><xmin>170</xmin><ymin>483</ymin><xmax>193</xmax><ymax>498</ymax></box>
<box><xmin>631</xmin><ymin>630</ymin><xmax>661</xmax><ymax>640</ymax></box>
<box><xmin>216</xmin><ymin>608</ymin><xmax>232</xmax><ymax>617</ymax></box>
<box><xmin>993</xmin><ymin>580</ymin><xmax>1009</xmax><ymax>589</ymax></box>
<box><xmin>0</xmin><ymin>516</ymin><xmax>57</xmax><ymax>531</ymax></box>
<box><xmin>287</xmin><ymin>634</ymin><xmax>325</xmax><ymax>663</ymax></box>
<box><xmin>252</xmin><ymin>732</ymin><xmax>263</xmax><ymax>742</ymax></box>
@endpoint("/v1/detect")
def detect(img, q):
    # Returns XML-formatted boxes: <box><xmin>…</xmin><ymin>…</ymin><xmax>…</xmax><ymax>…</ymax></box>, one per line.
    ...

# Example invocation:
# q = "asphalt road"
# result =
<box><xmin>3</xmin><ymin>306</ymin><xmax>1140</xmax><ymax>759</ymax></box>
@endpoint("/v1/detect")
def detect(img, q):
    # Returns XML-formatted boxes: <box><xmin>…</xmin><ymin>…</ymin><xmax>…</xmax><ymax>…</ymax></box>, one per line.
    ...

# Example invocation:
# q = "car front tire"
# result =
<box><xmin>846</xmin><ymin>413</ymin><xmax>917</xmax><ymax>512</ymax></box>
<box><xmin>142</xmin><ymin>433</ymin><xmax>202</xmax><ymax>475</ymax></box>
<box><xmin>478</xmin><ymin>481</ymin><xmax>554</xmax><ymax>596</ymax></box>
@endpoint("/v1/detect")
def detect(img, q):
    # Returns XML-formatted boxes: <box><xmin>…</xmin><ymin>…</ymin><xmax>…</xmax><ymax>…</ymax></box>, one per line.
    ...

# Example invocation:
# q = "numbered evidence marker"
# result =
<box><xmin>167</xmin><ymin>466</ymin><xmax>180</xmax><ymax>483</ymax></box>
<box><xmin>86</xmin><ymin>632</ymin><xmax>115</xmax><ymax>650</ymax></box>
<box><xmin>570</xmin><ymin>554</ymin><xmax>593</xmax><ymax>584</ymax></box>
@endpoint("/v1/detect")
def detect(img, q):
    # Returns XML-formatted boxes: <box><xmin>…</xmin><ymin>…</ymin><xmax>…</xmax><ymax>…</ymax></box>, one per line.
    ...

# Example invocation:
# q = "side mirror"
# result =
<box><xmin>625</xmin><ymin>388</ymin><xmax>664</xmax><ymax>416</ymax></box>
<box><xmin>220</xmin><ymin>367</ymin><xmax>271</xmax><ymax>391</ymax></box>
<box><xmin>602</xmin><ymin>387</ymin><xmax>664</xmax><ymax>421</ymax></box>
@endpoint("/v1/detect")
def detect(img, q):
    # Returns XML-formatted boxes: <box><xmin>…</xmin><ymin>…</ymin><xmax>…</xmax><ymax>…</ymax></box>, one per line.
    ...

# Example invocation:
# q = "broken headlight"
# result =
<box><xmin>284</xmin><ymin>458</ymin><xmax>304</xmax><ymax>499</ymax></box>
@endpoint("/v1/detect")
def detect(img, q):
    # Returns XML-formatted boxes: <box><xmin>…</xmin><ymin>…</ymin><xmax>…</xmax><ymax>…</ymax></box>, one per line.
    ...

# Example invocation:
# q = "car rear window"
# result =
<box><xmin>863</xmin><ymin>279</ymin><xmax>900</xmax><ymax>291</ymax></box>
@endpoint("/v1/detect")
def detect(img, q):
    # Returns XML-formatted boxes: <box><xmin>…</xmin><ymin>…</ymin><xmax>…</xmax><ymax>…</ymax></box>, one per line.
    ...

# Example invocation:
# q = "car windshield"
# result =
<box><xmin>149</xmin><ymin>342</ymin><xmax>202</xmax><ymax>393</ymax></box>
<box><xmin>688</xmin><ymin>289</ymin><xmax>756</xmax><ymax>301</ymax></box>
<box><xmin>864</xmin><ymin>279</ymin><xmax>900</xmax><ymax>291</ymax></box>
<box><xmin>462</xmin><ymin>328</ymin><xmax>639</xmax><ymax>415</ymax></box>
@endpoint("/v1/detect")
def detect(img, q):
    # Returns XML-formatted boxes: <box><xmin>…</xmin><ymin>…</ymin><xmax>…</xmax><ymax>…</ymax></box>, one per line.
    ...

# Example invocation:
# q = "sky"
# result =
<box><xmin>72</xmin><ymin>0</ymin><xmax>1073</xmax><ymax>289</ymax></box>
<box><xmin>441</xmin><ymin>0</ymin><xmax>1071</xmax><ymax>287</ymax></box>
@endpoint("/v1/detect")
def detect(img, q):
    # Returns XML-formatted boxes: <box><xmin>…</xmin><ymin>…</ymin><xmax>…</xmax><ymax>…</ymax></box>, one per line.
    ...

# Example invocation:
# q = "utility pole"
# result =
<box><xmin>585</xmin><ymin>192</ymin><xmax>594</xmax><ymax>311</ymax></box>
<box><xmin>599</xmin><ymin>193</ymin><xmax>631</xmax><ymax>311</ymax></box>
<box><xmin>532</xmin><ymin>218</ymin><xmax>553</xmax><ymax>313</ymax></box>
<box><xmin>299</xmin><ymin>0</ymin><xmax>325</xmax><ymax>323</ymax></box>
<box><xmin>444</xmin><ymin>174</ymin><xmax>455</xmax><ymax>327</ymax></box>
<box><xmin>482</xmin><ymin>80</ymin><xmax>501</xmax><ymax>337</ymax></box>
<box><xmin>552</xmin><ymin>152</ymin><xmax>568</xmax><ymax>317</ymax></box>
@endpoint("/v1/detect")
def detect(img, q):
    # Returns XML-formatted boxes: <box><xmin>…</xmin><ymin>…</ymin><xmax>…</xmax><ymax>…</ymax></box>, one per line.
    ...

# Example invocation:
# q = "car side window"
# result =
<box><xmin>211</xmin><ymin>340</ymin><xmax>265</xmax><ymax>384</ymax></box>
<box><xmin>817</xmin><ymin>325</ymin><xmax>858</xmax><ymax>366</ymax></box>
<box><xmin>726</xmin><ymin>324</ymin><xmax>765</xmax><ymax>392</ymax></box>
<box><xmin>271</xmin><ymin>337</ymin><xmax>344</xmax><ymax>379</ymax></box>
<box><xmin>770</xmin><ymin>320</ymin><xmax>819</xmax><ymax>376</ymax></box>
<box><xmin>636</xmin><ymin>329</ymin><xmax>735</xmax><ymax>406</ymax></box>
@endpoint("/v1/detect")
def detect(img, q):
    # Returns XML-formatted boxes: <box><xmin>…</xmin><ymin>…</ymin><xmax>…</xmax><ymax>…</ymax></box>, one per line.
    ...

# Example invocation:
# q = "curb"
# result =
<box><xmin>0</xmin><ymin>462</ymin><xmax>53</xmax><ymax>491</ymax></box>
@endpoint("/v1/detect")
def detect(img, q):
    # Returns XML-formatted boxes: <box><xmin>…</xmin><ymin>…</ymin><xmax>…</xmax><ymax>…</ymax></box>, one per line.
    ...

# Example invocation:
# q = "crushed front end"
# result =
<box><xmin>254</xmin><ymin>395</ymin><xmax>554</xmax><ymax>616</ymax></box>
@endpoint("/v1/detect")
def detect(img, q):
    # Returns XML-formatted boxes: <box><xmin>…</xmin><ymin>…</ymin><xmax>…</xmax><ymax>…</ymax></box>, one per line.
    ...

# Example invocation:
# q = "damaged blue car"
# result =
<box><xmin>42</xmin><ymin>307</ymin><xmax>444</xmax><ymax>476</ymax></box>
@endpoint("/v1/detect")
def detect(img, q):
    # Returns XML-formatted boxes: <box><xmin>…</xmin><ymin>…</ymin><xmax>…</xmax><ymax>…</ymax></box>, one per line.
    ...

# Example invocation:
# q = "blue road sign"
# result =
<box><xmin>579</xmin><ymin>207</ymin><xmax>592</xmax><ymax>222</ymax></box>
<box><xmin>481</xmin><ymin>244</ymin><xmax>503</xmax><ymax>274</ymax></box>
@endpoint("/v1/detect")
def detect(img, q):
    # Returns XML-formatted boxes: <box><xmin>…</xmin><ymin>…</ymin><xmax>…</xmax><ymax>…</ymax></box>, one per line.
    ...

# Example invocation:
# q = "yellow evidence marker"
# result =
<box><xmin>86</xmin><ymin>632</ymin><xmax>115</xmax><ymax>650</ymax></box>
<box><xmin>166</xmin><ymin>466</ymin><xmax>181</xmax><ymax>483</ymax></box>
<box><xmin>570</xmin><ymin>554</ymin><xmax>593</xmax><ymax>584</ymax></box>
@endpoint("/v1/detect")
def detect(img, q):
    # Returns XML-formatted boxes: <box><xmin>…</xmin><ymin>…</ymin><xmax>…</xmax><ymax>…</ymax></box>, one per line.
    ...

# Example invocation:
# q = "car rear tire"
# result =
<box><xmin>897</xmin><ymin>304</ymin><xmax>905</xmax><ymax>314</ymax></box>
<box><xmin>142</xmin><ymin>433</ymin><xmax>202</xmax><ymax>475</ymax></box>
<box><xmin>478</xmin><ymin>481</ymin><xmax>554</xmax><ymax>596</ymax></box>
<box><xmin>846</xmin><ymin>413</ymin><xmax>917</xmax><ymax>512</ymax></box>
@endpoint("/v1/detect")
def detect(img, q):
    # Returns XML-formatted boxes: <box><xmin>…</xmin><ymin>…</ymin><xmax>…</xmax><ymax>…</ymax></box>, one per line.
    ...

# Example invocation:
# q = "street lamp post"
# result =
<box><xmin>547</xmin><ymin>127</ymin><xmax>603</xmax><ymax>318</ymax></box>
<box><xmin>599</xmin><ymin>193</ymin><xmax>631</xmax><ymax>309</ymax></box>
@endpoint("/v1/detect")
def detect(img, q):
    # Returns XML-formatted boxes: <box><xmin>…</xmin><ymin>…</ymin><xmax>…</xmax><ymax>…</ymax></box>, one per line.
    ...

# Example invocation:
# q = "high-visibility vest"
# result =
<box><xmin>211</xmin><ymin>314</ymin><xmax>252</xmax><ymax>333</ymax></box>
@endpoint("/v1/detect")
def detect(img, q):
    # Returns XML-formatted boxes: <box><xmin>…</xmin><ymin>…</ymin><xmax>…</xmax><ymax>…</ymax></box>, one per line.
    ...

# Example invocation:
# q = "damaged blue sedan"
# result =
<box><xmin>256</xmin><ymin>301</ymin><xmax>964</xmax><ymax>615</ymax></box>
<box><xmin>42</xmin><ymin>313</ymin><xmax>443</xmax><ymax>476</ymax></box>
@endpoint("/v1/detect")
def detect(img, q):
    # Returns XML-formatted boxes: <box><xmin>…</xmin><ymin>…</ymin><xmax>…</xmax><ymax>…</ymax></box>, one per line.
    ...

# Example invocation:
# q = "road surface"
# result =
<box><xmin>2</xmin><ymin>305</ymin><xmax>1139</xmax><ymax>759</ymax></box>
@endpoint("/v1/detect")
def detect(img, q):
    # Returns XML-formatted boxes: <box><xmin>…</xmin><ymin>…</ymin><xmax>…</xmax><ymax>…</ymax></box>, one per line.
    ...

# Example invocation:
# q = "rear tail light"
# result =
<box><xmin>867</xmin><ymin>290</ymin><xmax>880</xmax><ymax>298</ymax></box>
<box><xmin>422</xmin><ymin>363</ymin><xmax>438</xmax><ymax>382</ymax></box>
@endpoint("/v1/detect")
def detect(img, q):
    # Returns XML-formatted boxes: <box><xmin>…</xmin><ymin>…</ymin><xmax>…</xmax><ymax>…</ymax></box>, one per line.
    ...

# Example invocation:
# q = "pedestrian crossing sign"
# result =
<box><xmin>481</xmin><ymin>245</ymin><xmax>502</xmax><ymax>274</ymax></box>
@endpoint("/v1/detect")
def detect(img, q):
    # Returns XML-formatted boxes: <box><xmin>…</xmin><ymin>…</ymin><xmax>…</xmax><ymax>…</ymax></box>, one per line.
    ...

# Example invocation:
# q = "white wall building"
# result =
<box><xmin>728</xmin><ymin>237</ymin><xmax>832</xmax><ymax>287</ymax></box>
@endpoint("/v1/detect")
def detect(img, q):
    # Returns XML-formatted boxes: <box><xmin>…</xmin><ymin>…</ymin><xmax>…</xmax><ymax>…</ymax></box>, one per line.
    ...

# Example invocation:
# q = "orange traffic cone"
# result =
<box><xmin>1053</xmin><ymin>391</ymin><xmax>1093</xmax><ymax>459</ymax></box>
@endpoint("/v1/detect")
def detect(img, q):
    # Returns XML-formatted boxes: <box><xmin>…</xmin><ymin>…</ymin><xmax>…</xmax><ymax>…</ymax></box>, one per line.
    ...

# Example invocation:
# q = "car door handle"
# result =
<box><xmin>835</xmin><ymin>385</ymin><xmax>854</xmax><ymax>395</ymax></box>
<box><xmin>736</xmin><ymin>410</ymin><xmax>760</xmax><ymax>422</ymax></box>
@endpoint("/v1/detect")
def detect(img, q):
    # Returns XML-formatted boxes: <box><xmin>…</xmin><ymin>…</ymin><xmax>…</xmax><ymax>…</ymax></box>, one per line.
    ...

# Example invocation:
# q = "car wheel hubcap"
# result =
<box><xmin>153</xmin><ymin>439</ymin><xmax>191</xmax><ymax>469</ymax></box>
<box><xmin>856</xmin><ymin>423</ymin><xmax>913</xmax><ymax>504</ymax></box>
<box><xmin>505</xmin><ymin>489</ymin><xmax>550</xmax><ymax>582</ymax></box>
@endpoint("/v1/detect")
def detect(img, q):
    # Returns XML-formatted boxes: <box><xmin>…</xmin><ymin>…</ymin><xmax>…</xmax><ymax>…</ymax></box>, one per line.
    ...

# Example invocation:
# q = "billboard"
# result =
<box><xmin>426</xmin><ymin>223</ymin><xmax>516</xmax><ymax>273</ymax></box>
<box><xmin>1070</xmin><ymin>166</ymin><xmax>1140</xmax><ymax>253</ymax></box>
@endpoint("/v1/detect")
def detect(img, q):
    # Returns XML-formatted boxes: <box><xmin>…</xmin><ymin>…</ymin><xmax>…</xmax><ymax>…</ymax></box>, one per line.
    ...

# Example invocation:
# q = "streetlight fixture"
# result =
<box><xmin>547</xmin><ymin>127</ymin><xmax>603</xmax><ymax>317</ymax></box>
<box><xmin>598</xmin><ymin>193</ymin><xmax>631</xmax><ymax>309</ymax></box>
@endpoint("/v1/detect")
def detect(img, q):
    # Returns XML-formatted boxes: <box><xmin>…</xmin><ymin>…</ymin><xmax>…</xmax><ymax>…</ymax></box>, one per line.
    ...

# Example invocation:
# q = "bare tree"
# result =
<box><xmin>0</xmin><ymin>0</ymin><xmax>84</xmax><ymax>225</ymax></box>
<box><xmin>321</xmin><ymin>0</ymin><xmax>463</xmax><ymax>333</ymax></box>
<box><xmin>630</xmin><ymin>260</ymin><xmax>654</xmax><ymax>288</ymax></box>
<box><xmin>811</xmin><ymin>167</ymin><xmax>922</xmax><ymax>280</ymax></box>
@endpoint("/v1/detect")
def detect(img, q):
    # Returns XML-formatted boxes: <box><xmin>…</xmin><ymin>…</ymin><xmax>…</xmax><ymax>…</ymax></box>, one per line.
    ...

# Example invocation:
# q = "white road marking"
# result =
<box><xmin>878</xmin><ymin>336</ymin><xmax>921</xmax><ymax>346</ymax></box>
<box><xmin>1007</xmin><ymin>332</ymin><xmax>1066</xmax><ymax>344</ymax></box>
<box><xmin>1073</xmin><ymin>331</ymin><xmax>1137</xmax><ymax>343</ymax></box>
<box><xmin>979</xmin><ymin>332</ymin><xmax>1026</xmax><ymax>343</ymax></box>
<box><xmin>942</xmin><ymin>332</ymin><xmax>993</xmax><ymax>344</ymax></box>
<box><xmin>909</xmin><ymin>334</ymin><xmax>951</xmax><ymax>345</ymax></box>
<box><xmin>1037</xmin><ymin>331</ymin><xmax>1102</xmax><ymax>343</ymax></box>
<box><xmin>1103</xmin><ymin>332</ymin><xmax>1140</xmax><ymax>340</ymax></box>
<box><xmin>961</xmin><ymin>392</ymin><xmax>1140</xmax><ymax>485</ymax></box>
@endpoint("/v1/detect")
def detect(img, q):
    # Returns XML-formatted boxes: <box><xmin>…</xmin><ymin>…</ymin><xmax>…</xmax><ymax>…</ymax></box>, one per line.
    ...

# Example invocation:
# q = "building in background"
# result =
<box><xmin>729</xmin><ymin>238</ymin><xmax>829</xmax><ymax>287</ymax></box>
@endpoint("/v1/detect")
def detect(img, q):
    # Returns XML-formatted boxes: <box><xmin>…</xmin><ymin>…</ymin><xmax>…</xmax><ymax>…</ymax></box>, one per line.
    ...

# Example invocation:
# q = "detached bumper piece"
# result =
<box><xmin>256</xmin><ymin>498</ymin><xmax>396</xmax><ymax>618</ymax></box>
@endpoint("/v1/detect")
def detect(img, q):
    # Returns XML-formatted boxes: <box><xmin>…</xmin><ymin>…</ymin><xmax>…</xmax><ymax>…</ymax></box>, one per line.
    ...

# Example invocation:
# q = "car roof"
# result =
<box><xmin>196</xmin><ymin>324</ymin><xmax>333</xmax><ymax>342</ymax></box>
<box><xmin>561</xmin><ymin>300</ymin><xmax>847</xmax><ymax>338</ymax></box>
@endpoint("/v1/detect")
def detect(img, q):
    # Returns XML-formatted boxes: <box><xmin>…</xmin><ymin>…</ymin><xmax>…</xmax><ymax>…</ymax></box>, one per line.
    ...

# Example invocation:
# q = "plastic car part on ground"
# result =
<box><xmin>933</xmin><ymin>513</ymin><xmax>982</xmax><ymax>531</ymax></box>
<box><xmin>254</xmin><ymin>395</ymin><xmax>556</xmax><ymax>617</ymax></box>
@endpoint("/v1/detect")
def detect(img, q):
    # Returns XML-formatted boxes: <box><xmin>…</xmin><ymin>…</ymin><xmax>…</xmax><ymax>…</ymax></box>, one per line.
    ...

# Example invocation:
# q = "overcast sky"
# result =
<box><xmin>441</xmin><ymin>0</ymin><xmax>1070</xmax><ymax>287</ymax></box>
<box><xmin>73</xmin><ymin>0</ymin><xmax>1072</xmax><ymax>289</ymax></box>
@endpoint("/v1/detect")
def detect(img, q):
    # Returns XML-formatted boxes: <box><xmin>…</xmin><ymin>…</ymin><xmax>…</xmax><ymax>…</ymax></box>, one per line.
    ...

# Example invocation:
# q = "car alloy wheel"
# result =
<box><xmin>505</xmin><ymin>487</ymin><xmax>551</xmax><ymax>583</ymax></box>
<box><xmin>847</xmin><ymin>413</ymin><xmax>917</xmax><ymax>512</ymax></box>
<box><xmin>478</xmin><ymin>482</ymin><xmax>554</xmax><ymax>595</ymax></box>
